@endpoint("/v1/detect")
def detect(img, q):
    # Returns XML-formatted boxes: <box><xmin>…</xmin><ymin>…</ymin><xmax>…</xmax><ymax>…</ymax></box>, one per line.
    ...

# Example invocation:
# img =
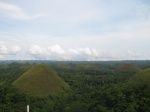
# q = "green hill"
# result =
<box><xmin>127</xmin><ymin>68</ymin><xmax>150</xmax><ymax>87</ymax></box>
<box><xmin>13</xmin><ymin>64</ymin><xmax>69</xmax><ymax>97</ymax></box>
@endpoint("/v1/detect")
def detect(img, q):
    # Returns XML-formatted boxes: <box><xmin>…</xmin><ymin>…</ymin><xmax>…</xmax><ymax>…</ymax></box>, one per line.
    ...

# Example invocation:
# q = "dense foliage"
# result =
<box><xmin>0</xmin><ymin>60</ymin><xmax>150</xmax><ymax>112</ymax></box>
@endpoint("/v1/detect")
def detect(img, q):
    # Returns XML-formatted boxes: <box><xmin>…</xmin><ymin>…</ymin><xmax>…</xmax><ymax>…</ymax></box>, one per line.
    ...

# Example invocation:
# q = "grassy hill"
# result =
<box><xmin>115</xmin><ymin>63</ymin><xmax>141</xmax><ymax>73</ymax></box>
<box><xmin>13</xmin><ymin>64</ymin><xmax>69</xmax><ymax>97</ymax></box>
<box><xmin>127</xmin><ymin>68</ymin><xmax>150</xmax><ymax>87</ymax></box>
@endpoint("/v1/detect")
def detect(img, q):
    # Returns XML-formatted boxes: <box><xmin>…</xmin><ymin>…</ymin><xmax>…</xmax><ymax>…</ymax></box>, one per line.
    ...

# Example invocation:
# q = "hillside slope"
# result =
<box><xmin>127</xmin><ymin>68</ymin><xmax>150</xmax><ymax>87</ymax></box>
<box><xmin>13</xmin><ymin>64</ymin><xmax>69</xmax><ymax>97</ymax></box>
<box><xmin>115</xmin><ymin>63</ymin><xmax>141</xmax><ymax>73</ymax></box>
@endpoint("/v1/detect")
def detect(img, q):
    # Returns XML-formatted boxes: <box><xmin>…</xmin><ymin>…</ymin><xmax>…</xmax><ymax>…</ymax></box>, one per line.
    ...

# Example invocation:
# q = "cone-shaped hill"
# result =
<box><xmin>115</xmin><ymin>63</ymin><xmax>141</xmax><ymax>73</ymax></box>
<box><xmin>127</xmin><ymin>68</ymin><xmax>150</xmax><ymax>87</ymax></box>
<box><xmin>13</xmin><ymin>64</ymin><xmax>69</xmax><ymax>97</ymax></box>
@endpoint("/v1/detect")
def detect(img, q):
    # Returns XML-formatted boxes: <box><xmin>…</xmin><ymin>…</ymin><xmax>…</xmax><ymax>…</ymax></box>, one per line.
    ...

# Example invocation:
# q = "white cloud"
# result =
<box><xmin>0</xmin><ymin>42</ymin><xmax>8</xmax><ymax>55</ymax></box>
<box><xmin>29</xmin><ymin>45</ymin><xmax>44</xmax><ymax>55</ymax></box>
<box><xmin>29</xmin><ymin>45</ymin><xmax>65</xmax><ymax>55</ymax></box>
<box><xmin>127</xmin><ymin>50</ymin><xmax>141</xmax><ymax>57</ymax></box>
<box><xmin>0</xmin><ymin>42</ymin><xmax>21</xmax><ymax>56</ymax></box>
<box><xmin>11</xmin><ymin>45</ymin><xmax>21</xmax><ymax>54</ymax></box>
<box><xmin>0</xmin><ymin>2</ymin><xmax>45</xmax><ymax>20</ymax></box>
<box><xmin>48</xmin><ymin>45</ymin><xmax>65</xmax><ymax>55</ymax></box>
<box><xmin>29</xmin><ymin>45</ymin><xmax>65</xmax><ymax>60</ymax></box>
<box><xmin>68</xmin><ymin>48</ymin><xmax>99</xmax><ymax>58</ymax></box>
<box><xmin>29</xmin><ymin>45</ymin><xmax>118</xmax><ymax>60</ymax></box>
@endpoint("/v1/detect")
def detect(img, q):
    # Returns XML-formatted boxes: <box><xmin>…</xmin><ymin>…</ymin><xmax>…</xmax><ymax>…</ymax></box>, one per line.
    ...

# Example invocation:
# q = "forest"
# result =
<box><xmin>0</xmin><ymin>60</ymin><xmax>150</xmax><ymax>112</ymax></box>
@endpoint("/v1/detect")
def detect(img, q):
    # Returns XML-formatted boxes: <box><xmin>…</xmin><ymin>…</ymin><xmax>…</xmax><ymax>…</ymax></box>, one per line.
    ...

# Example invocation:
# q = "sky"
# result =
<box><xmin>0</xmin><ymin>0</ymin><xmax>150</xmax><ymax>61</ymax></box>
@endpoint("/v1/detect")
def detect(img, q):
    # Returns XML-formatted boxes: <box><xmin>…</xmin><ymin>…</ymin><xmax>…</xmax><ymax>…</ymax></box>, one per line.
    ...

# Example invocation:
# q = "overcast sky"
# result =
<box><xmin>0</xmin><ymin>0</ymin><xmax>150</xmax><ymax>60</ymax></box>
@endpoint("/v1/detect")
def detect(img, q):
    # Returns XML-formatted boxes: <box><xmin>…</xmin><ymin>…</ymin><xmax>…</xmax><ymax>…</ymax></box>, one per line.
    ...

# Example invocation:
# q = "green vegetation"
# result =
<box><xmin>128</xmin><ymin>68</ymin><xmax>150</xmax><ymax>87</ymax></box>
<box><xmin>13</xmin><ymin>64</ymin><xmax>69</xmax><ymax>97</ymax></box>
<box><xmin>0</xmin><ymin>60</ymin><xmax>149</xmax><ymax>111</ymax></box>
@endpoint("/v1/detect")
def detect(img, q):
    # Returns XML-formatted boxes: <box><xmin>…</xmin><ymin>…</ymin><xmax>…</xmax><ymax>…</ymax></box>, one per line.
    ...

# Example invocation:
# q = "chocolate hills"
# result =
<box><xmin>127</xmin><ymin>68</ymin><xmax>150</xmax><ymax>87</ymax></box>
<box><xmin>13</xmin><ymin>64</ymin><xmax>69</xmax><ymax>97</ymax></box>
<box><xmin>115</xmin><ymin>63</ymin><xmax>141</xmax><ymax>73</ymax></box>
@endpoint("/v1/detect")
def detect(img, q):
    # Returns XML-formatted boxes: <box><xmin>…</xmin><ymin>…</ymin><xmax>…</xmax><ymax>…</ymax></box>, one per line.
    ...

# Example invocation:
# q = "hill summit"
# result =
<box><xmin>13</xmin><ymin>64</ymin><xmax>69</xmax><ymax>97</ymax></box>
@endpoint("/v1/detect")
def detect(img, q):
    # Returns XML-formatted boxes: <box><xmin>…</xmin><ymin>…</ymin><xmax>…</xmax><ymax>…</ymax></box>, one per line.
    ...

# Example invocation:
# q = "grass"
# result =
<box><xmin>13</xmin><ymin>64</ymin><xmax>69</xmax><ymax>97</ymax></box>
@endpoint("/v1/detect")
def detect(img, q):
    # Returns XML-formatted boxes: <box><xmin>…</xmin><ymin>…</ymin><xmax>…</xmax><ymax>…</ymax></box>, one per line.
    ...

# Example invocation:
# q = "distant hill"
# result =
<box><xmin>127</xmin><ymin>68</ymin><xmax>150</xmax><ymax>87</ymax></box>
<box><xmin>115</xmin><ymin>63</ymin><xmax>141</xmax><ymax>73</ymax></box>
<box><xmin>13</xmin><ymin>64</ymin><xmax>69</xmax><ymax>97</ymax></box>
<box><xmin>19</xmin><ymin>63</ymin><xmax>34</xmax><ymax>71</ymax></box>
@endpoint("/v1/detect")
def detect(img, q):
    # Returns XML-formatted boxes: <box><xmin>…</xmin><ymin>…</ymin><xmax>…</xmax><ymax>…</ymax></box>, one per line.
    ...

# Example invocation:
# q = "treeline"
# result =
<box><xmin>0</xmin><ymin>61</ymin><xmax>149</xmax><ymax>111</ymax></box>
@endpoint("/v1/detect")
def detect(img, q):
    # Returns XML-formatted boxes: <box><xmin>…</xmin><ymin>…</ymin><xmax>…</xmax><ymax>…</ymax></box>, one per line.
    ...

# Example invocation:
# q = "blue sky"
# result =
<box><xmin>0</xmin><ymin>0</ymin><xmax>150</xmax><ymax>60</ymax></box>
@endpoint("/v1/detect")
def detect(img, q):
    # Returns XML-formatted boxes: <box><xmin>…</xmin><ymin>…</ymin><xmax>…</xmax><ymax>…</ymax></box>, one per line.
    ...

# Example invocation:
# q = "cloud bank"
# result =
<box><xmin>29</xmin><ymin>45</ymin><xmax>119</xmax><ymax>60</ymax></box>
<box><xmin>0</xmin><ymin>42</ymin><xmax>21</xmax><ymax>59</ymax></box>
